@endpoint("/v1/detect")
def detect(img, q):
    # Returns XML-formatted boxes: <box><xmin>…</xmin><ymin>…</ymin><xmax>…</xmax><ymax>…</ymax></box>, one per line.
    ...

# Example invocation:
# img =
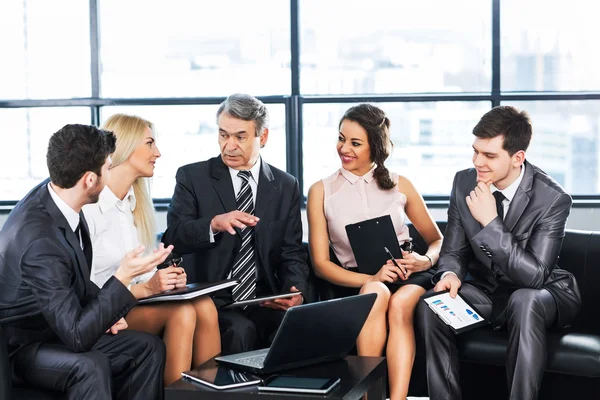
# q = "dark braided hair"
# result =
<box><xmin>339</xmin><ymin>104</ymin><xmax>396</xmax><ymax>190</ymax></box>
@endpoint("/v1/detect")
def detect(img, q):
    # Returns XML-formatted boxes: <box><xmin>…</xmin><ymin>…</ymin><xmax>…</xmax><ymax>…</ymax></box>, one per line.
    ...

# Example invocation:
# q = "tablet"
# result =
<box><xmin>257</xmin><ymin>375</ymin><xmax>341</xmax><ymax>394</ymax></box>
<box><xmin>422</xmin><ymin>290</ymin><xmax>488</xmax><ymax>334</ymax></box>
<box><xmin>345</xmin><ymin>215</ymin><xmax>403</xmax><ymax>275</ymax></box>
<box><xmin>181</xmin><ymin>364</ymin><xmax>261</xmax><ymax>390</ymax></box>
<box><xmin>220</xmin><ymin>292</ymin><xmax>302</xmax><ymax>309</ymax></box>
<box><xmin>138</xmin><ymin>279</ymin><xmax>238</xmax><ymax>304</ymax></box>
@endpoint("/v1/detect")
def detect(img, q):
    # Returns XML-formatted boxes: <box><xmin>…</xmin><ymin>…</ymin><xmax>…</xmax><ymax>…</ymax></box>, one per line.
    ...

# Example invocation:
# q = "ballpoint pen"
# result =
<box><xmin>384</xmin><ymin>246</ymin><xmax>407</xmax><ymax>278</ymax></box>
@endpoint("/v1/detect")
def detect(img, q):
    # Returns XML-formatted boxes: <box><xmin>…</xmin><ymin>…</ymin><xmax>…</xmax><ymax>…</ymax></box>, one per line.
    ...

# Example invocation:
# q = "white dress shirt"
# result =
<box><xmin>209</xmin><ymin>157</ymin><xmax>262</xmax><ymax>241</ymax></box>
<box><xmin>47</xmin><ymin>183</ymin><xmax>80</xmax><ymax>241</ymax></box>
<box><xmin>489</xmin><ymin>163</ymin><xmax>525</xmax><ymax>220</ymax></box>
<box><xmin>83</xmin><ymin>185</ymin><xmax>155</xmax><ymax>288</ymax></box>
<box><xmin>442</xmin><ymin>164</ymin><xmax>525</xmax><ymax>281</ymax></box>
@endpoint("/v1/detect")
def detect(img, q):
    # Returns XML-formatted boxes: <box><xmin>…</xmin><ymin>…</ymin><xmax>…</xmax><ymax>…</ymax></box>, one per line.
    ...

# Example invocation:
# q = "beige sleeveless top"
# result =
<box><xmin>323</xmin><ymin>166</ymin><xmax>411</xmax><ymax>269</ymax></box>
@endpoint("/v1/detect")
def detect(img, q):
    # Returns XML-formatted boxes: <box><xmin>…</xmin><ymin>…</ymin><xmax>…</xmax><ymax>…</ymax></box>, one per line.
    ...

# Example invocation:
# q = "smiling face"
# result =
<box><xmin>337</xmin><ymin>119</ymin><xmax>375</xmax><ymax>176</ymax></box>
<box><xmin>218</xmin><ymin>112</ymin><xmax>268</xmax><ymax>170</ymax></box>
<box><xmin>127</xmin><ymin>126</ymin><xmax>161</xmax><ymax>178</ymax></box>
<box><xmin>472</xmin><ymin>135</ymin><xmax>524</xmax><ymax>189</ymax></box>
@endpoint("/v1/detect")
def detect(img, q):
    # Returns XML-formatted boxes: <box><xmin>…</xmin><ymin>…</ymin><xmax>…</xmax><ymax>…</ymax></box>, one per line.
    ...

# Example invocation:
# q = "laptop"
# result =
<box><xmin>215</xmin><ymin>293</ymin><xmax>377</xmax><ymax>374</ymax></box>
<box><xmin>345</xmin><ymin>214</ymin><xmax>404</xmax><ymax>275</ymax></box>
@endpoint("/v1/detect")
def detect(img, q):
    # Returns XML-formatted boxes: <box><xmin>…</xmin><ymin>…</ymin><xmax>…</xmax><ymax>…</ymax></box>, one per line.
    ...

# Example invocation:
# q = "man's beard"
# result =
<box><xmin>87</xmin><ymin>180</ymin><xmax>103</xmax><ymax>204</ymax></box>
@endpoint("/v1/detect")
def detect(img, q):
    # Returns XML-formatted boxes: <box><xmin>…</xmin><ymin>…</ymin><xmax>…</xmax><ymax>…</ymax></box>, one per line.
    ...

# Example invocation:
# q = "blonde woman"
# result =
<box><xmin>83</xmin><ymin>114</ymin><xmax>220</xmax><ymax>385</ymax></box>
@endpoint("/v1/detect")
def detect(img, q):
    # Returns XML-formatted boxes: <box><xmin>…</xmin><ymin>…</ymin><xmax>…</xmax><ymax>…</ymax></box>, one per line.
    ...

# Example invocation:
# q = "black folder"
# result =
<box><xmin>345</xmin><ymin>215</ymin><xmax>403</xmax><ymax>275</ymax></box>
<box><xmin>138</xmin><ymin>279</ymin><xmax>238</xmax><ymax>304</ymax></box>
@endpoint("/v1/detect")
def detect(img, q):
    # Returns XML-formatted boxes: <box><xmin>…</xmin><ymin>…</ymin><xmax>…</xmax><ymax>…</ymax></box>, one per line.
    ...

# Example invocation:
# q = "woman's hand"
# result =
<box><xmin>368</xmin><ymin>263</ymin><xmax>405</xmax><ymax>283</ymax></box>
<box><xmin>146</xmin><ymin>266</ymin><xmax>185</xmax><ymax>294</ymax></box>
<box><xmin>388</xmin><ymin>251</ymin><xmax>432</xmax><ymax>279</ymax></box>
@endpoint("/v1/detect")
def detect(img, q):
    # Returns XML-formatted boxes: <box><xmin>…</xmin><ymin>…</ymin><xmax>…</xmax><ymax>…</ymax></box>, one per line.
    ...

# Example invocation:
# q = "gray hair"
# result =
<box><xmin>216</xmin><ymin>93</ymin><xmax>269</xmax><ymax>136</ymax></box>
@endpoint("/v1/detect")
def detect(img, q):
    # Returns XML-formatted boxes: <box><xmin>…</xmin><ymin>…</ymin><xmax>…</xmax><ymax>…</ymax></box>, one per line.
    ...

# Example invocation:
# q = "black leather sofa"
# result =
<box><xmin>308</xmin><ymin>223</ymin><xmax>600</xmax><ymax>399</ymax></box>
<box><xmin>3</xmin><ymin>224</ymin><xmax>599</xmax><ymax>398</ymax></box>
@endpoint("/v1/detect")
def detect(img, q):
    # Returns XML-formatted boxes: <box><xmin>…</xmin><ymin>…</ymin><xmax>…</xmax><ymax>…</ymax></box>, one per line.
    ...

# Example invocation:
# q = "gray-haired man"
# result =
<box><xmin>162</xmin><ymin>93</ymin><xmax>309</xmax><ymax>354</ymax></box>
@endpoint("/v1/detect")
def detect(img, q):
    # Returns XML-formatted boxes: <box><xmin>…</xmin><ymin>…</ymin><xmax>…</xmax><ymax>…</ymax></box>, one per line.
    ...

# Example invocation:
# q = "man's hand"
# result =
<box><xmin>466</xmin><ymin>181</ymin><xmax>498</xmax><ymax>226</ymax></box>
<box><xmin>261</xmin><ymin>286</ymin><xmax>303</xmax><ymax>311</ymax></box>
<box><xmin>106</xmin><ymin>318</ymin><xmax>128</xmax><ymax>335</ymax></box>
<box><xmin>211</xmin><ymin>211</ymin><xmax>259</xmax><ymax>235</ymax></box>
<box><xmin>114</xmin><ymin>243</ymin><xmax>173</xmax><ymax>287</ymax></box>
<box><xmin>145</xmin><ymin>266</ymin><xmax>186</xmax><ymax>294</ymax></box>
<box><xmin>434</xmin><ymin>273</ymin><xmax>462</xmax><ymax>298</ymax></box>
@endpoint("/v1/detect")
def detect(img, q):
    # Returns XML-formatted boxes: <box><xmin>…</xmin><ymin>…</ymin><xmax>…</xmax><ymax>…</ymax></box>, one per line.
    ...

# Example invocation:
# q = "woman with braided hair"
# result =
<box><xmin>307</xmin><ymin>103</ymin><xmax>443</xmax><ymax>400</ymax></box>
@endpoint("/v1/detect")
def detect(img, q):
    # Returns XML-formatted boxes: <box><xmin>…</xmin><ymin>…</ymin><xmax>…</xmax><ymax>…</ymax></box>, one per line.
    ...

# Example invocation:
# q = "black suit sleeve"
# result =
<box><xmin>434</xmin><ymin>173</ymin><xmax>474</xmax><ymax>282</ymax></box>
<box><xmin>163</xmin><ymin>166</ymin><xmax>216</xmax><ymax>254</ymax></box>
<box><xmin>472</xmin><ymin>192</ymin><xmax>572</xmax><ymax>288</ymax></box>
<box><xmin>277</xmin><ymin>179</ymin><xmax>309</xmax><ymax>294</ymax></box>
<box><xmin>21</xmin><ymin>238</ymin><xmax>136</xmax><ymax>353</ymax></box>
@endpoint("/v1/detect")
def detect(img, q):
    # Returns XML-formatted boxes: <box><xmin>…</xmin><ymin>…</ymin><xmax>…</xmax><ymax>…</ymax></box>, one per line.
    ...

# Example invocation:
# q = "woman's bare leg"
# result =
<box><xmin>126</xmin><ymin>302</ymin><xmax>197</xmax><ymax>385</ymax></box>
<box><xmin>190</xmin><ymin>295</ymin><xmax>221</xmax><ymax>367</ymax></box>
<box><xmin>386</xmin><ymin>284</ymin><xmax>425</xmax><ymax>400</ymax></box>
<box><xmin>356</xmin><ymin>282</ymin><xmax>391</xmax><ymax>356</ymax></box>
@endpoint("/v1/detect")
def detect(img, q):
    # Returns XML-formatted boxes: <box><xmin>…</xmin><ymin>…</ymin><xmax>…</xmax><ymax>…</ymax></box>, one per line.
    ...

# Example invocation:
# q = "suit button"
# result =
<box><xmin>480</xmin><ymin>245</ymin><xmax>485</xmax><ymax>250</ymax></box>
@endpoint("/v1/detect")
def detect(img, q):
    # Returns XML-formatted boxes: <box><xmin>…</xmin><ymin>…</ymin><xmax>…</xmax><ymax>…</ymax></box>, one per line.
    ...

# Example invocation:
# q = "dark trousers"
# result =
<box><xmin>11</xmin><ymin>330</ymin><xmax>166</xmax><ymax>400</ymax></box>
<box><xmin>215</xmin><ymin>298</ymin><xmax>286</xmax><ymax>355</ymax></box>
<box><xmin>416</xmin><ymin>283</ymin><xmax>557</xmax><ymax>400</ymax></box>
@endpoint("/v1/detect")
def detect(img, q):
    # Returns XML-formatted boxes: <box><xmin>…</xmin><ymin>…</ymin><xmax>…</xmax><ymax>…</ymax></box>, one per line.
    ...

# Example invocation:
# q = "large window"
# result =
<box><xmin>0</xmin><ymin>108</ymin><xmax>91</xmax><ymax>199</ymax></box>
<box><xmin>101</xmin><ymin>105</ymin><xmax>287</xmax><ymax>198</ymax></box>
<box><xmin>501</xmin><ymin>0</ymin><xmax>600</xmax><ymax>92</ymax></box>
<box><xmin>1</xmin><ymin>0</ymin><xmax>599</xmax><ymax>203</ymax></box>
<box><xmin>506</xmin><ymin>101</ymin><xmax>600</xmax><ymax>195</ymax></box>
<box><xmin>303</xmin><ymin>102</ymin><xmax>489</xmax><ymax>195</ymax></box>
<box><xmin>300</xmin><ymin>0</ymin><xmax>491</xmax><ymax>95</ymax></box>
<box><xmin>98</xmin><ymin>0</ymin><xmax>291</xmax><ymax>98</ymax></box>
<box><xmin>0</xmin><ymin>1</ymin><xmax>91</xmax><ymax>99</ymax></box>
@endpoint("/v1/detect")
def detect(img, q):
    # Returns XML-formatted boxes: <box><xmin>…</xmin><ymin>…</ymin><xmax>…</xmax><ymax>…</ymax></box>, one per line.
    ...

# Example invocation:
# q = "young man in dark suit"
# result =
<box><xmin>162</xmin><ymin>93</ymin><xmax>309</xmax><ymax>354</ymax></box>
<box><xmin>415</xmin><ymin>106</ymin><xmax>581</xmax><ymax>400</ymax></box>
<box><xmin>0</xmin><ymin>124</ymin><xmax>173</xmax><ymax>400</ymax></box>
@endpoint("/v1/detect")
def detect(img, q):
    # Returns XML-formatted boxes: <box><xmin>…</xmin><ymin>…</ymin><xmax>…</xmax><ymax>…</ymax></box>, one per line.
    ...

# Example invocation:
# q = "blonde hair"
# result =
<box><xmin>101</xmin><ymin>114</ymin><xmax>157</xmax><ymax>250</ymax></box>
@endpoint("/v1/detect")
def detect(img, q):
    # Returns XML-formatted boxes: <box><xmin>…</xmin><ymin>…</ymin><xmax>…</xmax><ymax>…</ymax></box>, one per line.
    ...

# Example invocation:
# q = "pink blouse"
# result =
<box><xmin>323</xmin><ymin>166</ymin><xmax>411</xmax><ymax>269</ymax></box>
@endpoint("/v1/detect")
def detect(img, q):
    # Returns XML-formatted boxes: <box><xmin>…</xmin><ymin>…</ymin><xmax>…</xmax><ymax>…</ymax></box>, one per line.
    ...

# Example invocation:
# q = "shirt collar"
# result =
<box><xmin>490</xmin><ymin>163</ymin><xmax>525</xmax><ymax>202</ymax></box>
<box><xmin>339</xmin><ymin>164</ymin><xmax>377</xmax><ymax>184</ymax></box>
<box><xmin>98</xmin><ymin>185</ymin><xmax>136</xmax><ymax>214</ymax></box>
<box><xmin>47</xmin><ymin>183</ymin><xmax>80</xmax><ymax>232</ymax></box>
<box><xmin>228</xmin><ymin>156</ymin><xmax>262</xmax><ymax>184</ymax></box>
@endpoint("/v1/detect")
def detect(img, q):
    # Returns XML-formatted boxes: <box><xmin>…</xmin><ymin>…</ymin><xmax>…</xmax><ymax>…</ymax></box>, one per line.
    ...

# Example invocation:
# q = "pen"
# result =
<box><xmin>384</xmin><ymin>247</ymin><xmax>407</xmax><ymax>277</ymax></box>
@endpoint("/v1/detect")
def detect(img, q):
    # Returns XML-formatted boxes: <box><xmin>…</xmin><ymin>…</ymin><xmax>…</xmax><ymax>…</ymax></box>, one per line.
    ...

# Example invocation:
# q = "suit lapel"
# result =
<box><xmin>39</xmin><ymin>184</ymin><xmax>91</xmax><ymax>280</ymax></box>
<box><xmin>211</xmin><ymin>157</ymin><xmax>237</xmax><ymax>212</ymax></box>
<box><xmin>254</xmin><ymin>161</ymin><xmax>277</xmax><ymax>219</ymax></box>
<box><xmin>504</xmin><ymin>162</ymin><xmax>534</xmax><ymax>232</ymax></box>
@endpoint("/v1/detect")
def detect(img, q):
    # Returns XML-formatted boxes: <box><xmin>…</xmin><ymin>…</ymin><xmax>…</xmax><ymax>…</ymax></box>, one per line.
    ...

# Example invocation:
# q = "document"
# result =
<box><xmin>138</xmin><ymin>279</ymin><xmax>238</xmax><ymax>304</ymax></box>
<box><xmin>423</xmin><ymin>290</ymin><xmax>487</xmax><ymax>334</ymax></box>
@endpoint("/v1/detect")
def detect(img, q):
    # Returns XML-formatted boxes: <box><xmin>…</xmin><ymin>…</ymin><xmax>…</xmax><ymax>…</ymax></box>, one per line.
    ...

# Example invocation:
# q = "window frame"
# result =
<box><xmin>1</xmin><ymin>0</ymin><xmax>600</xmax><ymax>208</ymax></box>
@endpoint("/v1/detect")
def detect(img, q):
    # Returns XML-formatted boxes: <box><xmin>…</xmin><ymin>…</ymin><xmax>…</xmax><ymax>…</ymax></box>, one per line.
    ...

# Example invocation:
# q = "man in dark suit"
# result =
<box><xmin>0</xmin><ymin>124</ymin><xmax>174</xmax><ymax>400</ymax></box>
<box><xmin>415</xmin><ymin>106</ymin><xmax>581</xmax><ymax>400</ymax></box>
<box><xmin>162</xmin><ymin>93</ymin><xmax>309</xmax><ymax>354</ymax></box>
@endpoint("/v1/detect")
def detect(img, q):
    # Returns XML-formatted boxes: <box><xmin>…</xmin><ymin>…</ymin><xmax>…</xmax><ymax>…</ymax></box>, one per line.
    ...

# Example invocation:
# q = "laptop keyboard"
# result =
<box><xmin>236</xmin><ymin>354</ymin><xmax>266</xmax><ymax>367</ymax></box>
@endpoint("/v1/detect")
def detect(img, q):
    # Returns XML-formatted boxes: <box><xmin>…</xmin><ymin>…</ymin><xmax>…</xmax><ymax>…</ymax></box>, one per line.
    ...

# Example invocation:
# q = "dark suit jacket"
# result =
<box><xmin>0</xmin><ymin>180</ymin><xmax>137</xmax><ymax>356</ymax></box>
<box><xmin>436</xmin><ymin>161</ymin><xmax>581</xmax><ymax>327</ymax></box>
<box><xmin>162</xmin><ymin>156</ymin><xmax>309</xmax><ymax>296</ymax></box>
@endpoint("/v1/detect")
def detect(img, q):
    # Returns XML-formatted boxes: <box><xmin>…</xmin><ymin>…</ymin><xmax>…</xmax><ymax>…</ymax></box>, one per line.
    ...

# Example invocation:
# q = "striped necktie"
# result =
<box><xmin>231</xmin><ymin>170</ymin><xmax>257</xmax><ymax>302</ymax></box>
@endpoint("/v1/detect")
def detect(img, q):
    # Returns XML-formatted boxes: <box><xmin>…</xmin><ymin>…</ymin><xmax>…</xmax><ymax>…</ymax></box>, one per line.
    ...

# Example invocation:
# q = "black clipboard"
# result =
<box><xmin>345</xmin><ymin>215</ymin><xmax>403</xmax><ymax>275</ymax></box>
<box><xmin>422</xmin><ymin>289</ymin><xmax>489</xmax><ymax>334</ymax></box>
